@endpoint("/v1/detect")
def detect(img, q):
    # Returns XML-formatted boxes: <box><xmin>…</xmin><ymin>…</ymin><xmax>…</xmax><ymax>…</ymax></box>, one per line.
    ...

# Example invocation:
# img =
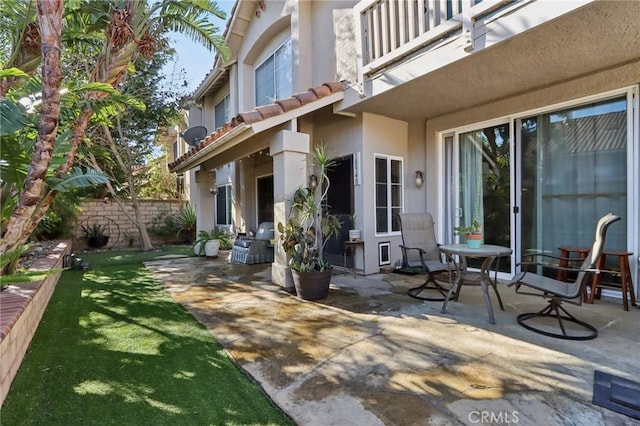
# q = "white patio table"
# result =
<box><xmin>439</xmin><ymin>244</ymin><xmax>512</xmax><ymax>324</ymax></box>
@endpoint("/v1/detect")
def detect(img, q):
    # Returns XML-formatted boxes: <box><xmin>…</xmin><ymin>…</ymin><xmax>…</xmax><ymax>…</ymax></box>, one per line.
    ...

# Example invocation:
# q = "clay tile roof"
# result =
<box><xmin>237</xmin><ymin>111</ymin><xmax>263</xmax><ymax>124</ymax></box>
<box><xmin>309</xmin><ymin>84</ymin><xmax>331</xmax><ymax>98</ymax></box>
<box><xmin>276</xmin><ymin>97</ymin><xmax>302</xmax><ymax>112</ymax></box>
<box><xmin>255</xmin><ymin>103</ymin><xmax>284</xmax><ymax>119</ymax></box>
<box><xmin>170</xmin><ymin>81</ymin><xmax>346</xmax><ymax>172</ymax></box>
<box><xmin>323</xmin><ymin>81</ymin><xmax>345</xmax><ymax>92</ymax></box>
<box><xmin>294</xmin><ymin>90</ymin><xmax>318</xmax><ymax>105</ymax></box>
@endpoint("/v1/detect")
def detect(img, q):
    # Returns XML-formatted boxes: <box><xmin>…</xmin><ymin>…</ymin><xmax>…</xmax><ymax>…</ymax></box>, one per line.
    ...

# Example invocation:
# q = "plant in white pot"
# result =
<box><xmin>195</xmin><ymin>228</ymin><xmax>232</xmax><ymax>257</ymax></box>
<box><xmin>277</xmin><ymin>145</ymin><xmax>342</xmax><ymax>300</ymax></box>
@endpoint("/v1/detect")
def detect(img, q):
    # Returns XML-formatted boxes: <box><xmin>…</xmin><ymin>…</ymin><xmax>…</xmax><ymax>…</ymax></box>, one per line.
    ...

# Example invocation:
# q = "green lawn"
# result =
<box><xmin>1</xmin><ymin>247</ymin><xmax>293</xmax><ymax>425</ymax></box>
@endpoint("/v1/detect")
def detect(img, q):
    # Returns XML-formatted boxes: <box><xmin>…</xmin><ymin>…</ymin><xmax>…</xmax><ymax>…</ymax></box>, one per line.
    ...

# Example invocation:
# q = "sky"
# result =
<box><xmin>162</xmin><ymin>1</ymin><xmax>235</xmax><ymax>93</ymax></box>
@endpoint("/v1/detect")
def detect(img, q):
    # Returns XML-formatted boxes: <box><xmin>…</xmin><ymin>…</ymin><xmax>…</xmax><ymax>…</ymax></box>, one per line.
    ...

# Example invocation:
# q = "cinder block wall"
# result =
<box><xmin>76</xmin><ymin>200</ymin><xmax>186</xmax><ymax>249</ymax></box>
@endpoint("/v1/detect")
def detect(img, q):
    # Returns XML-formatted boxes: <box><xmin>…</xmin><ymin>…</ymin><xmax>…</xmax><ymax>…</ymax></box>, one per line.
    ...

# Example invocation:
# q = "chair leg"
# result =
<box><xmin>408</xmin><ymin>275</ymin><xmax>452</xmax><ymax>302</ymax></box>
<box><xmin>516</xmin><ymin>297</ymin><xmax>598</xmax><ymax>340</ymax></box>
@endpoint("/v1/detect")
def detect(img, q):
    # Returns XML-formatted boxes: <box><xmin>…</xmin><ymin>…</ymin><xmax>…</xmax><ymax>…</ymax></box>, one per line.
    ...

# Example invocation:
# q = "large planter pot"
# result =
<box><xmin>291</xmin><ymin>269</ymin><xmax>332</xmax><ymax>301</ymax></box>
<box><xmin>193</xmin><ymin>241</ymin><xmax>205</xmax><ymax>256</ymax></box>
<box><xmin>204</xmin><ymin>239</ymin><xmax>221</xmax><ymax>257</ymax></box>
<box><xmin>465</xmin><ymin>234</ymin><xmax>482</xmax><ymax>249</ymax></box>
<box><xmin>87</xmin><ymin>235</ymin><xmax>109</xmax><ymax>248</ymax></box>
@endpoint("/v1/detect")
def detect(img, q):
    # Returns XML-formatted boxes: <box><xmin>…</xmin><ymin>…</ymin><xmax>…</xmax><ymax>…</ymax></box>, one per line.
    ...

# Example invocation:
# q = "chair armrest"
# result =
<box><xmin>509</xmin><ymin>266</ymin><xmax>603</xmax><ymax>288</ymax></box>
<box><xmin>399</xmin><ymin>245</ymin><xmax>425</xmax><ymax>254</ymax></box>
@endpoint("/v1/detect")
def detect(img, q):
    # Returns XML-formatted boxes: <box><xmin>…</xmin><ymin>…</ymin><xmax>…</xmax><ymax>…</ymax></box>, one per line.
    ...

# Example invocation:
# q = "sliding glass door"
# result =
<box><xmin>445</xmin><ymin>92</ymin><xmax>633</xmax><ymax>278</ymax></box>
<box><xmin>459</xmin><ymin>125</ymin><xmax>511</xmax><ymax>248</ymax></box>
<box><xmin>518</xmin><ymin>97</ymin><xmax>628</xmax><ymax>256</ymax></box>
<box><xmin>448</xmin><ymin>124</ymin><xmax>511</xmax><ymax>271</ymax></box>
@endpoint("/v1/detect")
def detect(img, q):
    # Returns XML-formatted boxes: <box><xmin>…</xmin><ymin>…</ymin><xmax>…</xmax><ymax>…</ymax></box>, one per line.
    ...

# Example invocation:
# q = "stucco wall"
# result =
<box><xmin>362</xmin><ymin>113</ymin><xmax>409</xmax><ymax>271</ymax></box>
<box><xmin>76</xmin><ymin>200</ymin><xmax>186</xmax><ymax>249</ymax></box>
<box><xmin>423</xmin><ymin>61</ymin><xmax>640</xmax><ymax>235</ymax></box>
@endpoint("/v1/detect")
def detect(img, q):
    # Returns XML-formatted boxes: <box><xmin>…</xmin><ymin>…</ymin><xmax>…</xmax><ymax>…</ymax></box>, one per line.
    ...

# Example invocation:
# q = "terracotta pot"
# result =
<box><xmin>291</xmin><ymin>269</ymin><xmax>332</xmax><ymax>301</ymax></box>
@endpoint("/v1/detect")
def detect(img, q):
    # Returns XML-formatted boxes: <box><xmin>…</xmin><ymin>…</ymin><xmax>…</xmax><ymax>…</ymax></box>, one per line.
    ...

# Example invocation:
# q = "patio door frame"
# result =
<box><xmin>441</xmin><ymin>118</ymin><xmax>516</xmax><ymax>279</ymax></box>
<box><xmin>439</xmin><ymin>85</ymin><xmax>639</xmax><ymax>289</ymax></box>
<box><xmin>512</xmin><ymin>86</ymin><xmax>638</xmax><ymax>297</ymax></box>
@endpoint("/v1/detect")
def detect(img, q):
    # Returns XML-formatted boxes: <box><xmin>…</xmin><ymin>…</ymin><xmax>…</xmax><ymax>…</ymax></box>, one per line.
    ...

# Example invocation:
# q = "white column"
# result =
<box><xmin>270</xmin><ymin>130</ymin><xmax>310</xmax><ymax>289</ymax></box>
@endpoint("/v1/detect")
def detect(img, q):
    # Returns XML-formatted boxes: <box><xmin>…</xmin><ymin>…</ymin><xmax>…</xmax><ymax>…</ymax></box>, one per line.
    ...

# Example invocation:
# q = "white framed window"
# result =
<box><xmin>374</xmin><ymin>155</ymin><xmax>403</xmax><ymax>235</ymax></box>
<box><xmin>214</xmin><ymin>94</ymin><xmax>230</xmax><ymax>130</ymax></box>
<box><xmin>216</xmin><ymin>184</ymin><xmax>232</xmax><ymax>226</ymax></box>
<box><xmin>255</xmin><ymin>38</ymin><xmax>292</xmax><ymax>106</ymax></box>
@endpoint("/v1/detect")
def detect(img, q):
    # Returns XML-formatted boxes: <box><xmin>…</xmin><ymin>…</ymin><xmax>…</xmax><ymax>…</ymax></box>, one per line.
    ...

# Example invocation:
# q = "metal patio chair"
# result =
<box><xmin>399</xmin><ymin>213</ymin><xmax>453</xmax><ymax>301</ymax></box>
<box><xmin>508</xmin><ymin>212</ymin><xmax>621</xmax><ymax>340</ymax></box>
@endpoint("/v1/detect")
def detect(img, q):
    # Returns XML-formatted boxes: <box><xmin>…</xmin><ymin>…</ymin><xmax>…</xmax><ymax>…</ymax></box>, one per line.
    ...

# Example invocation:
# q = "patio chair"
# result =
<box><xmin>399</xmin><ymin>213</ymin><xmax>453</xmax><ymax>301</ymax></box>
<box><xmin>508</xmin><ymin>212</ymin><xmax>620</xmax><ymax>340</ymax></box>
<box><xmin>231</xmin><ymin>222</ymin><xmax>275</xmax><ymax>264</ymax></box>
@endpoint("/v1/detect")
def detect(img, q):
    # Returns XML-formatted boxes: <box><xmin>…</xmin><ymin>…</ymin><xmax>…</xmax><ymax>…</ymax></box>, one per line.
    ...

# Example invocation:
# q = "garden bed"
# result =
<box><xmin>0</xmin><ymin>240</ymin><xmax>70</xmax><ymax>407</ymax></box>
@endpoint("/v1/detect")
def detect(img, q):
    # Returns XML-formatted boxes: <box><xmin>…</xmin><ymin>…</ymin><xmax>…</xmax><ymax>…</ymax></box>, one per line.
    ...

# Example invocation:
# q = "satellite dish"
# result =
<box><xmin>180</xmin><ymin>126</ymin><xmax>208</xmax><ymax>146</ymax></box>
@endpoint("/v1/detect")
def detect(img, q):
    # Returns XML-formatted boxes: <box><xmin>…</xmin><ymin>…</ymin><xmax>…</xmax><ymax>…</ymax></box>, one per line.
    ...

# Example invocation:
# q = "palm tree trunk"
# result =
<box><xmin>0</xmin><ymin>0</ymin><xmax>63</xmax><ymax>260</ymax></box>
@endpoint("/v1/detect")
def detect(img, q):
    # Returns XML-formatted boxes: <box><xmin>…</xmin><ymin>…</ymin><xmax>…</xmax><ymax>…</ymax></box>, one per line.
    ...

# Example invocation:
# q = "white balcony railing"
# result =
<box><xmin>355</xmin><ymin>0</ymin><xmax>522</xmax><ymax>78</ymax></box>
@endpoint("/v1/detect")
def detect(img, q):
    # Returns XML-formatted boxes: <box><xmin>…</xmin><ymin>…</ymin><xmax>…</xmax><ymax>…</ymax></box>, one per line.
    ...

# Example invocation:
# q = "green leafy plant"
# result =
<box><xmin>0</xmin><ymin>245</ymin><xmax>57</xmax><ymax>287</ymax></box>
<box><xmin>81</xmin><ymin>223</ymin><xmax>108</xmax><ymax>238</ymax></box>
<box><xmin>453</xmin><ymin>218</ymin><xmax>483</xmax><ymax>236</ymax></box>
<box><xmin>147</xmin><ymin>211</ymin><xmax>178</xmax><ymax>237</ymax></box>
<box><xmin>175</xmin><ymin>203</ymin><xmax>197</xmax><ymax>241</ymax></box>
<box><xmin>277</xmin><ymin>145</ymin><xmax>342</xmax><ymax>272</ymax></box>
<box><xmin>195</xmin><ymin>228</ymin><xmax>233</xmax><ymax>254</ymax></box>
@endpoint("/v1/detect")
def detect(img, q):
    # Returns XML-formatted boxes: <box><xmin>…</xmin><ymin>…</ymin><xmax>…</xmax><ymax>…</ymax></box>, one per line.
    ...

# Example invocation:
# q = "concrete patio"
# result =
<box><xmin>146</xmin><ymin>256</ymin><xmax>639</xmax><ymax>426</ymax></box>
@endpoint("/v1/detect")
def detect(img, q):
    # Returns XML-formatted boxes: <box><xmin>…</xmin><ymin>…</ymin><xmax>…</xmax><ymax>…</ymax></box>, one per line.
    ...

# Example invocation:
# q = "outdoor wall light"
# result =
<box><xmin>209</xmin><ymin>186</ymin><xmax>218</xmax><ymax>195</ymax></box>
<box><xmin>309</xmin><ymin>174</ymin><xmax>318</xmax><ymax>189</ymax></box>
<box><xmin>415</xmin><ymin>171</ymin><xmax>424</xmax><ymax>188</ymax></box>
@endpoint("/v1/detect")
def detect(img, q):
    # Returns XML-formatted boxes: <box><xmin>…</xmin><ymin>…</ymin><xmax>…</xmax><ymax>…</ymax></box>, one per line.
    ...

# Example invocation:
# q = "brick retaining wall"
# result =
<box><xmin>76</xmin><ymin>199</ymin><xmax>186</xmax><ymax>249</ymax></box>
<box><xmin>0</xmin><ymin>241</ymin><xmax>70</xmax><ymax>407</ymax></box>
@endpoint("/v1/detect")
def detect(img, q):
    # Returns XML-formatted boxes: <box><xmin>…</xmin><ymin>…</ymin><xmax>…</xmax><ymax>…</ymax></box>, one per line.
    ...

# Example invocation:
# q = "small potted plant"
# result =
<box><xmin>454</xmin><ymin>218</ymin><xmax>483</xmax><ymax>248</ymax></box>
<box><xmin>194</xmin><ymin>228</ymin><xmax>232</xmax><ymax>257</ymax></box>
<box><xmin>81</xmin><ymin>223</ymin><xmax>110</xmax><ymax>249</ymax></box>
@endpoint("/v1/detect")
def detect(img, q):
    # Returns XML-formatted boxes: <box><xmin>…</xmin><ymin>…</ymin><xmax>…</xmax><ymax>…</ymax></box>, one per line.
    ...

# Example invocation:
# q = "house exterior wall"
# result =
<box><xmin>181</xmin><ymin>0</ymin><xmax>639</xmax><ymax>284</ymax></box>
<box><xmin>424</xmin><ymin>61</ymin><xmax>640</xmax><ymax>232</ymax></box>
<box><xmin>309</xmin><ymin>0</ymin><xmax>357</xmax><ymax>83</ymax></box>
<box><xmin>421</xmin><ymin>61</ymin><xmax>639</xmax><ymax>291</ymax></box>
<box><xmin>362</xmin><ymin>113</ymin><xmax>408</xmax><ymax>270</ymax></box>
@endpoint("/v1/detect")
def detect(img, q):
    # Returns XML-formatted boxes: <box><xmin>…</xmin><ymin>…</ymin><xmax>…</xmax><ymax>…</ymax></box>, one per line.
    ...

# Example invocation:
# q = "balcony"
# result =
<box><xmin>355</xmin><ymin>0</ymin><xmax>526</xmax><ymax>78</ymax></box>
<box><xmin>343</xmin><ymin>0</ymin><xmax>632</xmax><ymax>120</ymax></box>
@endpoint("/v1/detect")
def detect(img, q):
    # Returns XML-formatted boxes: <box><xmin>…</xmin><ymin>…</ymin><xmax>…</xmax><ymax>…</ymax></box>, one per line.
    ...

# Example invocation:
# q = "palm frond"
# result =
<box><xmin>47</xmin><ymin>167</ymin><xmax>108</xmax><ymax>192</ymax></box>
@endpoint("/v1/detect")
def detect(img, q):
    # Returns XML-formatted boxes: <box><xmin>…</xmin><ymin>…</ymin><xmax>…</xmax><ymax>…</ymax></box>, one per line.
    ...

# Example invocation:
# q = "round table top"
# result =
<box><xmin>439</xmin><ymin>244</ymin><xmax>512</xmax><ymax>257</ymax></box>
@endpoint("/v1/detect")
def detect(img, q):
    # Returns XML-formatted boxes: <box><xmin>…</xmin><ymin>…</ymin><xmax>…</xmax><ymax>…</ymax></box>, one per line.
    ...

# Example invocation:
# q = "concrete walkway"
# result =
<box><xmin>146</xmin><ymin>256</ymin><xmax>639</xmax><ymax>426</ymax></box>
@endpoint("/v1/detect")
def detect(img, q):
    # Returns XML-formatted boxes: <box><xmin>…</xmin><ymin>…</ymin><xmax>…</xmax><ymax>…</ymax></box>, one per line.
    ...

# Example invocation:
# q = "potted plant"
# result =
<box><xmin>277</xmin><ymin>145</ymin><xmax>342</xmax><ymax>300</ymax></box>
<box><xmin>454</xmin><ymin>218</ymin><xmax>483</xmax><ymax>248</ymax></box>
<box><xmin>81</xmin><ymin>223</ymin><xmax>110</xmax><ymax>248</ymax></box>
<box><xmin>194</xmin><ymin>227</ymin><xmax>232</xmax><ymax>257</ymax></box>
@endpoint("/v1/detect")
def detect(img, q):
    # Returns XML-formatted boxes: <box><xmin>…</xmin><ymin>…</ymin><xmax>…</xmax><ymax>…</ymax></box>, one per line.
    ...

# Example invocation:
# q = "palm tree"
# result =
<box><xmin>0</xmin><ymin>0</ymin><xmax>228</xmax><ymax>259</ymax></box>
